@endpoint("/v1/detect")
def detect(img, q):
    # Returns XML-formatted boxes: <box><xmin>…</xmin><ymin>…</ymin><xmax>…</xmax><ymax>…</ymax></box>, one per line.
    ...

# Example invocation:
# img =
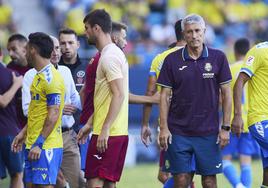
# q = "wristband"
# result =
<box><xmin>221</xmin><ymin>125</ymin><xmax>231</xmax><ymax>131</ymax></box>
<box><xmin>32</xmin><ymin>135</ymin><xmax>45</xmax><ymax>149</ymax></box>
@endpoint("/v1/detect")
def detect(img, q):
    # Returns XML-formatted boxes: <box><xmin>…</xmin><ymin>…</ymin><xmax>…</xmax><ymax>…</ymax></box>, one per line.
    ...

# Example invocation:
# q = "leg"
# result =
<box><xmin>103</xmin><ymin>180</ymin><xmax>116</xmax><ymax>188</ymax></box>
<box><xmin>201</xmin><ymin>175</ymin><xmax>217</xmax><ymax>188</ymax></box>
<box><xmin>56</xmin><ymin>170</ymin><xmax>69</xmax><ymax>188</ymax></box>
<box><xmin>240</xmin><ymin>154</ymin><xmax>252</xmax><ymax>188</ymax></box>
<box><xmin>222</xmin><ymin>155</ymin><xmax>240</xmax><ymax>187</ymax></box>
<box><xmin>87</xmin><ymin>177</ymin><xmax>104</xmax><ymax>188</ymax></box>
<box><xmin>173</xmin><ymin>173</ymin><xmax>192</xmax><ymax>188</ymax></box>
<box><xmin>263</xmin><ymin>167</ymin><xmax>268</xmax><ymax>186</ymax></box>
<box><xmin>60</xmin><ymin>131</ymin><xmax>85</xmax><ymax>188</ymax></box>
<box><xmin>10</xmin><ymin>172</ymin><xmax>23</xmax><ymax>188</ymax></box>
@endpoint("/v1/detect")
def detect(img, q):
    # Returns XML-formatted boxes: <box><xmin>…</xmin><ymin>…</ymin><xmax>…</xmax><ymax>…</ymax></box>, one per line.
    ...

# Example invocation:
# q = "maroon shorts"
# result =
<box><xmin>85</xmin><ymin>134</ymin><xmax>128</xmax><ymax>182</ymax></box>
<box><xmin>159</xmin><ymin>150</ymin><xmax>165</xmax><ymax>167</ymax></box>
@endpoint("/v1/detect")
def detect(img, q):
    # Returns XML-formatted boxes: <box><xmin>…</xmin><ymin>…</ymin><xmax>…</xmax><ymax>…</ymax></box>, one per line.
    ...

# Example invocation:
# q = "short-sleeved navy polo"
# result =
<box><xmin>157</xmin><ymin>45</ymin><xmax>232</xmax><ymax>136</ymax></box>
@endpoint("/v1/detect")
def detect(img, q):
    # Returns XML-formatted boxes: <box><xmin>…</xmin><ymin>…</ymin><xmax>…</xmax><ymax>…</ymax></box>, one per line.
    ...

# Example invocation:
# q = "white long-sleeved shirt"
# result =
<box><xmin>22</xmin><ymin>65</ymin><xmax>81</xmax><ymax>128</ymax></box>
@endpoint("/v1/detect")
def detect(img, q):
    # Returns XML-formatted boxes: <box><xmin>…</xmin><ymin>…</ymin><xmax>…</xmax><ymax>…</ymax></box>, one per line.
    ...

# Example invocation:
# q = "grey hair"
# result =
<box><xmin>181</xmin><ymin>14</ymin><xmax>206</xmax><ymax>31</ymax></box>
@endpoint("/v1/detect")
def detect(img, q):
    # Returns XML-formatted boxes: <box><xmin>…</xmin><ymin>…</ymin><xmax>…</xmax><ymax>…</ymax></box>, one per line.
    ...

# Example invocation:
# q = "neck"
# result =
<box><xmin>63</xmin><ymin>54</ymin><xmax>77</xmax><ymax>65</ymax></box>
<box><xmin>34</xmin><ymin>57</ymin><xmax>50</xmax><ymax>71</ymax></box>
<box><xmin>235</xmin><ymin>54</ymin><xmax>244</xmax><ymax>62</ymax></box>
<box><xmin>176</xmin><ymin>41</ymin><xmax>186</xmax><ymax>47</ymax></box>
<box><xmin>187</xmin><ymin>45</ymin><xmax>203</xmax><ymax>60</ymax></box>
<box><xmin>96</xmin><ymin>33</ymin><xmax>113</xmax><ymax>52</ymax></box>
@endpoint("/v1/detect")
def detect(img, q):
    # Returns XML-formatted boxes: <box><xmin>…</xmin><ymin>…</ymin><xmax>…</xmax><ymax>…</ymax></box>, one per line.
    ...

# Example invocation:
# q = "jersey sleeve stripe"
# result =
<box><xmin>156</xmin><ymin>83</ymin><xmax>172</xmax><ymax>88</ymax></box>
<box><xmin>219</xmin><ymin>79</ymin><xmax>232</xmax><ymax>85</ymax></box>
<box><xmin>240</xmin><ymin>68</ymin><xmax>253</xmax><ymax>77</ymax></box>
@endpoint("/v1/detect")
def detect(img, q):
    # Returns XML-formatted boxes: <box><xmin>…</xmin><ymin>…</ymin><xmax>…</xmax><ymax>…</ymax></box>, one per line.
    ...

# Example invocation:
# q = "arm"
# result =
<box><xmin>159</xmin><ymin>87</ymin><xmax>172</xmax><ymax>151</ymax></box>
<box><xmin>129</xmin><ymin>92</ymin><xmax>159</xmax><ymax>104</ymax></box>
<box><xmin>28</xmin><ymin>104</ymin><xmax>61</xmax><ymax>160</ymax></box>
<box><xmin>77</xmin><ymin>113</ymin><xmax>93</xmax><ymax>144</ymax></box>
<box><xmin>232</xmin><ymin>72</ymin><xmax>250</xmax><ymax>136</ymax></box>
<box><xmin>97</xmin><ymin>78</ymin><xmax>125</xmax><ymax>153</ymax></box>
<box><xmin>0</xmin><ymin>72</ymin><xmax>23</xmax><ymax>108</ymax></box>
<box><xmin>11</xmin><ymin>124</ymin><xmax>27</xmax><ymax>153</ymax></box>
<box><xmin>219</xmin><ymin>83</ymin><xmax>232</xmax><ymax>148</ymax></box>
<box><xmin>141</xmin><ymin>76</ymin><xmax>157</xmax><ymax>146</ymax></box>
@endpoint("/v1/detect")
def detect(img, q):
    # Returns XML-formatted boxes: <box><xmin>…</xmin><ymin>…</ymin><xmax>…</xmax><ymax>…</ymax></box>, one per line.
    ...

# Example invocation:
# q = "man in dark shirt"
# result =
<box><xmin>7</xmin><ymin>34</ymin><xmax>30</xmax><ymax>129</ymax></box>
<box><xmin>157</xmin><ymin>14</ymin><xmax>232</xmax><ymax>188</ymax></box>
<box><xmin>0</xmin><ymin>63</ymin><xmax>23</xmax><ymax>188</ymax></box>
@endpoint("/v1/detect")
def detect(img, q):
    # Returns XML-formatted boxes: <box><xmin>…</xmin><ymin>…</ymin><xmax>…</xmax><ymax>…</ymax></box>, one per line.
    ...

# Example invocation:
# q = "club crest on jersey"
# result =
<box><xmin>204</xmin><ymin>62</ymin><xmax>212</xmax><ymax>72</ymax></box>
<box><xmin>246</xmin><ymin>56</ymin><xmax>255</xmax><ymax>66</ymax></box>
<box><xmin>77</xmin><ymin>70</ymin><xmax>85</xmax><ymax>78</ymax></box>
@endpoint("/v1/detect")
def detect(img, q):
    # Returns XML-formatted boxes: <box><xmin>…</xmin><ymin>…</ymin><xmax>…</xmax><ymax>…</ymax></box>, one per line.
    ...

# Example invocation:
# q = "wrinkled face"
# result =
<box><xmin>59</xmin><ymin>34</ymin><xmax>79</xmax><ymax>60</ymax></box>
<box><xmin>183</xmin><ymin>23</ymin><xmax>205</xmax><ymax>48</ymax></box>
<box><xmin>50</xmin><ymin>37</ymin><xmax>61</xmax><ymax>65</ymax></box>
<box><xmin>113</xmin><ymin>29</ymin><xmax>127</xmax><ymax>50</ymax></box>
<box><xmin>7</xmin><ymin>40</ymin><xmax>27</xmax><ymax>64</ymax></box>
<box><xmin>84</xmin><ymin>22</ymin><xmax>97</xmax><ymax>45</ymax></box>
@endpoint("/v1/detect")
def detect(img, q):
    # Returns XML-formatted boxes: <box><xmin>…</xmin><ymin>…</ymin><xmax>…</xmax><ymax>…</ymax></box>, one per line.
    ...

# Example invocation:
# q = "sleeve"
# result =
<box><xmin>102</xmin><ymin>56</ymin><xmax>123</xmax><ymax>82</ymax></box>
<box><xmin>149</xmin><ymin>54</ymin><xmax>160</xmax><ymax>77</ymax></box>
<box><xmin>240</xmin><ymin>48</ymin><xmax>261</xmax><ymax>78</ymax></box>
<box><xmin>156</xmin><ymin>57</ymin><xmax>173</xmax><ymax>88</ymax></box>
<box><xmin>22</xmin><ymin>70</ymin><xmax>35</xmax><ymax>116</ymax></box>
<box><xmin>44</xmin><ymin>75</ymin><xmax>64</xmax><ymax>106</ymax></box>
<box><xmin>217</xmin><ymin>52</ymin><xmax>232</xmax><ymax>85</ymax></box>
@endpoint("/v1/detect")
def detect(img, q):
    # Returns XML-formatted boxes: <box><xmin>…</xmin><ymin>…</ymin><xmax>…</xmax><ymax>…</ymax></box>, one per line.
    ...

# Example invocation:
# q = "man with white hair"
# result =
<box><xmin>157</xmin><ymin>14</ymin><xmax>232</xmax><ymax>188</ymax></box>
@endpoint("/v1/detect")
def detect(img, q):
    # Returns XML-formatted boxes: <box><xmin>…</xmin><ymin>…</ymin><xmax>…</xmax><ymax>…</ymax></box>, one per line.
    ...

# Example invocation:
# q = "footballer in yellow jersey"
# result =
<box><xmin>26</xmin><ymin>64</ymin><xmax>65</xmax><ymax>149</ymax></box>
<box><xmin>232</xmin><ymin>41</ymin><xmax>268</xmax><ymax>185</ymax></box>
<box><xmin>240</xmin><ymin>42</ymin><xmax>268</xmax><ymax>126</ymax></box>
<box><xmin>19</xmin><ymin>32</ymin><xmax>65</xmax><ymax>186</ymax></box>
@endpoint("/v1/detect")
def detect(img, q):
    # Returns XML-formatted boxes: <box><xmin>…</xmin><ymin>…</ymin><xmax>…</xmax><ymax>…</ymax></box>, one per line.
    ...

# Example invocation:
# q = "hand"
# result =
<box><xmin>218</xmin><ymin>129</ymin><xmax>230</xmax><ymax>148</ymax></box>
<box><xmin>77</xmin><ymin>123</ymin><xmax>92</xmax><ymax>144</ymax></box>
<box><xmin>11</xmin><ymin>131</ymin><xmax>26</xmax><ymax>153</ymax></box>
<box><xmin>152</xmin><ymin>92</ymin><xmax>160</xmax><ymax>104</ymax></box>
<box><xmin>28</xmin><ymin>146</ymin><xmax>42</xmax><ymax>160</ymax></box>
<box><xmin>141</xmin><ymin>125</ymin><xmax>152</xmax><ymax>147</ymax></box>
<box><xmin>63</xmin><ymin>104</ymin><xmax>77</xmax><ymax>115</ymax></box>
<box><xmin>97</xmin><ymin>128</ymin><xmax>109</xmax><ymax>153</ymax></box>
<box><xmin>159</xmin><ymin>127</ymin><xmax>172</xmax><ymax>151</ymax></box>
<box><xmin>231</xmin><ymin>114</ymin><xmax>243</xmax><ymax>137</ymax></box>
<box><xmin>12</xmin><ymin>72</ymin><xmax>23</xmax><ymax>88</ymax></box>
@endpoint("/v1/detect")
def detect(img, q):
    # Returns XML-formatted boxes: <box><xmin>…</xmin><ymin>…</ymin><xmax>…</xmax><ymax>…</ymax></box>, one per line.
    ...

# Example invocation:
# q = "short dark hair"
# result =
<box><xmin>234</xmin><ymin>38</ymin><xmax>250</xmax><ymax>56</ymax></box>
<box><xmin>8</xmin><ymin>33</ymin><xmax>27</xmax><ymax>43</ymax></box>
<box><xmin>58</xmin><ymin>28</ymin><xmax>78</xmax><ymax>39</ymax></box>
<box><xmin>28</xmin><ymin>32</ymin><xmax>53</xmax><ymax>59</ymax></box>
<box><xmin>174</xmin><ymin>19</ymin><xmax>183</xmax><ymax>41</ymax></box>
<box><xmin>112</xmin><ymin>21</ymin><xmax>127</xmax><ymax>33</ymax></box>
<box><xmin>83</xmin><ymin>9</ymin><xmax>112</xmax><ymax>33</ymax></box>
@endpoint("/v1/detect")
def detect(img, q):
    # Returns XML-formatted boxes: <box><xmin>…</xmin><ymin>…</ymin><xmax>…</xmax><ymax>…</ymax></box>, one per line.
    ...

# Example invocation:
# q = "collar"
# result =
<box><xmin>37</xmin><ymin>63</ymin><xmax>52</xmax><ymax>74</ymax></box>
<box><xmin>182</xmin><ymin>44</ymin><xmax>208</xmax><ymax>61</ymax></box>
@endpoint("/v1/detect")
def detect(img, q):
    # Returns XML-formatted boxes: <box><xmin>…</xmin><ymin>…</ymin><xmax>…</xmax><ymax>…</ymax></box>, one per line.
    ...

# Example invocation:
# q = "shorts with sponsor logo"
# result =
<box><xmin>249</xmin><ymin>120</ymin><xmax>268</xmax><ymax>167</ymax></box>
<box><xmin>162</xmin><ymin>134</ymin><xmax>220</xmax><ymax>175</ymax></box>
<box><xmin>222</xmin><ymin>132</ymin><xmax>260</xmax><ymax>156</ymax></box>
<box><xmin>24</xmin><ymin>148</ymin><xmax>63</xmax><ymax>185</ymax></box>
<box><xmin>0</xmin><ymin>136</ymin><xmax>24</xmax><ymax>179</ymax></box>
<box><xmin>85</xmin><ymin>135</ymin><xmax>128</xmax><ymax>182</ymax></box>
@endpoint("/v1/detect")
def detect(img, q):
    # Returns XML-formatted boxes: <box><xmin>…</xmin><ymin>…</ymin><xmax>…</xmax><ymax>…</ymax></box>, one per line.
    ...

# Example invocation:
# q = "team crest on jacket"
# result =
<box><xmin>204</xmin><ymin>62</ymin><xmax>212</xmax><ymax>72</ymax></box>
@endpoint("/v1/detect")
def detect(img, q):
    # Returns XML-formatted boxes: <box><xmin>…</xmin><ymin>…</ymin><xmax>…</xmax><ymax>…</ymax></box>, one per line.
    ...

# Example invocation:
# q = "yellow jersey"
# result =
<box><xmin>230</xmin><ymin>61</ymin><xmax>249</xmax><ymax>132</ymax></box>
<box><xmin>26</xmin><ymin>64</ymin><xmax>65</xmax><ymax>149</ymax></box>
<box><xmin>93</xmin><ymin>44</ymin><xmax>129</xmax><ymax>136</ymax></box>
<box><xmin>240</xmin><ymin>42</ymin><xmax>268</xmax><ymax>127</ymax></box>
<box><xmin>149</xmin><ymin>46</ymin><xmax>181</xmax><ymax>91</ymax></box>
